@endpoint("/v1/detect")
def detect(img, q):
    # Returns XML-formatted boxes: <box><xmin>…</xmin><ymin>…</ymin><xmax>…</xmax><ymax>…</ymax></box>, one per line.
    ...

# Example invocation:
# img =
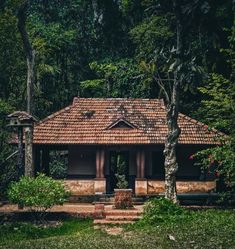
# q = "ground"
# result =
<box><xmin>0</xmin><ymin>207</ymin><xmax>234</xmax><ymax>249</ymax></box>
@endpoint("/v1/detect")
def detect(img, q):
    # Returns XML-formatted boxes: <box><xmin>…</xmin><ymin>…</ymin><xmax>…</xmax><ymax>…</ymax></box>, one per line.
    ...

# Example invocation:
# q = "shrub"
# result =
<box><xmin>49</xmin><ymin>159</ymin><xmax>67</xmax><ymax>179</ymax></box>
<box><xmin>142</xmin><ymin>198</ymin><xmax>188</xmax><ymax>224</ymax></box>
<box><xmin>194</xmin><ymin>141</ymin><xmax>235</xmax><ymax>206</ymax></box>
<box><xmin>115</xmin><ymin>174</ymin><xmax>128</xmax><ymax>189</ymax></box>
<box><xmin>8</xmin><ymin>174</ymin><xmax>70</xmax><ymax>221</ymax></box>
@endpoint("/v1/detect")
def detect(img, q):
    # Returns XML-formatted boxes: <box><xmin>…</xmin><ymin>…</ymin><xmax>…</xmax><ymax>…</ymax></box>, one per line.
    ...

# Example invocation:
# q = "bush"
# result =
<box><xmin>8</xmin><ymin>174</ymin><xmax>70</xmax><ymax>221</ymax></box>
<box><xmin>194</xmin><ymin>141</ymin><xmax>235</xmax><ymax>206</ymax></box>
<box><xmin>49</xmin><ymin>159</ymin><xmax>67</xmax><ymax>179</ymax></box>
<box><xmin>142</xmin><ymin>198</ymin><xmax>188</xmax><ymax>224</ymax></box>
<box><xmin>115</xmin><ymin>174</ymin><xmax>128</xmax><ymax>189</ymax></box>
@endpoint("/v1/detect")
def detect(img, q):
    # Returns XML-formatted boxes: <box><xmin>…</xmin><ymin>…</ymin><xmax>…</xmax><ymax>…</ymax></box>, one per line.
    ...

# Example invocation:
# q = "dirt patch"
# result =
<box><xmin>93</xmin><ymin>225</ymin><xmax>124</xmax><ymax>235</ymax></box>
<box><xmin>104</xmin><ymin>226</ymin><xmax>123</xmax><ymax>235</ymax></box>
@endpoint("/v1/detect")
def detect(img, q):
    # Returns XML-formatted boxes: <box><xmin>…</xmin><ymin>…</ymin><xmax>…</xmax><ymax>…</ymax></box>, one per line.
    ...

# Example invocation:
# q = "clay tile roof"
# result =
<box><xmin>33</xmin><ymin>97</ymin><xmax>224</xmax><ymax>145</ymax></box>
<box><xmin>8</xmin><ymin>111</ymin><xmax>37</xmax><ymax>122</ymax></box>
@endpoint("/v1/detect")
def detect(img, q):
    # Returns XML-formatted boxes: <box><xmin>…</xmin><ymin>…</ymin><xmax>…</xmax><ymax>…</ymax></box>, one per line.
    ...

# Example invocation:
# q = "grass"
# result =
<box><xmin>0</xmin><ymin>218</ymin><xmax>96</xmax><ymax>246</ymax></box>
<box><xmin>0</xmin><ymin>209</ymin><xmax>235</xmax><ymax>249</ymax></box>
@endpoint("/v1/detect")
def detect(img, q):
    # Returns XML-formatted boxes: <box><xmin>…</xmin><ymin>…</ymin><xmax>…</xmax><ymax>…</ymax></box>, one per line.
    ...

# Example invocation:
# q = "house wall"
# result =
<box><xmin>176</xmin><ymin>146</ymin><xmax>201</xmax><ymax>179</ymax></box>
<box><xmin>146</xmin><ymin>180</ymin><xmax>216</xmax><ymax>195</ymax></box>
<box><xmin>67</xmin><ymin>146</ymin><xmax>96</xmax><ymax>177</ymax></box>
<box><xmin>129</xmin><ymin>151</ymin><xmax>137</xmax><ymax>175</ymax></box>
<box><xmin>66</xmin><ymin>144</ymin><xmax>210</xmax><ymax>181</ymax></box>
<box><xmin>64</xmin><ymin>144</ymin><xmax>215</xmax><ymax>196</ymax></box>
<box><xmin>64</xmin><ymin>179</ymin><xmax>106</xmax><ymax>195</ymax></box>
<box><xmin>150</xmin><ymin>145</ymin><xmax>212</xmax><ymax>180</ymax></box>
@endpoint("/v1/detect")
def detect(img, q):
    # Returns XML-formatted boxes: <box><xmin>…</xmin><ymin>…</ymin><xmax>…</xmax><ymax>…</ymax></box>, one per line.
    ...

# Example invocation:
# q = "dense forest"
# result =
<box><xmin>0</xmin><ymin>0</ymin><xmax>234</xmax><ymax>201</ymax></box>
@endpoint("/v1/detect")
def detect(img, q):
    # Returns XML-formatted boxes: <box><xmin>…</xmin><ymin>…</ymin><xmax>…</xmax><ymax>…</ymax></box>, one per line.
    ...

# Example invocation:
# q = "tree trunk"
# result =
<box><xmin>17</xmin><ymin>2</ymin><xmax>35</xmax><ymax>177</ymax></box>
<box><xmin>17</xmin><ymin>2</ymin><xmax>35</xmax><ymax>115</ymax></box>
<box><xmin>164</xmin><ymin>101</ymin><xmax>181</xmax><ymax>203</ymax></box>
<box><xmin>164</xmin><ymin>3</ymin><xmax>182</xmax><ymax>203</ymax></box>
<box><xmin>24</xmin><ymin>127</ymin><xmax>34</xmax><ymax>176</ymax></box>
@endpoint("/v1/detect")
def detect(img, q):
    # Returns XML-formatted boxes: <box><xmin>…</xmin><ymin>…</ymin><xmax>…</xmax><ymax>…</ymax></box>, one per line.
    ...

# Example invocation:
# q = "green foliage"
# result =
<box><xmin>80</xmin><ymin>79</ymin><xmax>106</xmax><ymax>97</ymax></box>
<box><xmin>130</xmin><ymin>15</ymin><xmax>174</xmax><ymax>61</ymax></box>
<box><xmin>49</xmin><ymin>151</ymin><xmax>68</xmax><ymax>179</ymax></box>
<box><xmin>142</xmin><ymin>198</ymin><xmax>188</xmax><ymax>224</ymax></box>
<box><xmin>115</xmin><ymin>174</ymin><xmax>128</xmax><ymax>189</ymax></box>
<box><xmin>8</xmin><ymin>174</ymin><xmax>70</xmax><ymax>212</ymax></box>
<box><xmin>0</xmin><ymin>99</ymin><xmax>17</xmax><ymax>199</ymax></box>
<box><xmin>49</xmin><ymin>160</ymin><xmax>67</xmax><ymax>180</ymax></box>
<box><xmin>194</xmin><ymin>59</ymin><xmax>235</xmax><ymax>205</ymax></box>
<box><xmin>81</xmin><ymin>59</ymin><xmax>152</xmax><ymax>98</ymax></box>
<box><xmin>197</xmin><ymin>73</ymin><xmax>235</xmax><ymax>133</ymax></box>
<box><xmin>194</xmin><ymin>141</ymin><xmax>235</xmax><ymax>205</ymax></box>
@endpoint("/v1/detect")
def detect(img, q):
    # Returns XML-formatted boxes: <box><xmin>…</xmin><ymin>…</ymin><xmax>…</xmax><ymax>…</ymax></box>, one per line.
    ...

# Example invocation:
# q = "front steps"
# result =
<box><xmin>93</xmin><ymin>206</ymin><xmax>143</xmax><ymax>225</ymax></box>
<box><xmin>95</xmin><ymin>195</ymin><xmax>144</xmax><ymax>205</ymax></box>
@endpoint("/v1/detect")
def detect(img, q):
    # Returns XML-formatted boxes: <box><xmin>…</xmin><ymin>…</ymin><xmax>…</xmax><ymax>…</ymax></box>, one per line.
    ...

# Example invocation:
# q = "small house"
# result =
<box><xmin>33</xmin><ymin>98</ymin><xmax>221</xmax><ymax>196</ymax></box>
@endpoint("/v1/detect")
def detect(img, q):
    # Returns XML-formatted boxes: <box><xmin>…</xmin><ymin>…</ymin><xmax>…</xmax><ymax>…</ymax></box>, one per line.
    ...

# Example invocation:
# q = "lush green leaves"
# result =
<box><xmin>197</xmin><ymin>73</ymin><xmax>235</xmax><ymax>133</ymax></box>
<box><xmin>130</xmin><ymin>15</ymin><xmax>174</xmax><ymax>61</ymax></box>
<box><xmin>81</xmin><ymin>59</ymin><xmax>152</xmax><ymax>98</ymax></box>
<box><xmin>8</xmin><ymin>174</ymin><xmax>70</xmax><ymax>212</ymax></box>
<box><xmin>0</xmin><ymin>99</ymin><xmax>16</xmax><ymax>198</ymax></box>
<box><xmin>141</xmin><ymin>197</ymin><xmax>187</xmax><ymax>224</ymax></box>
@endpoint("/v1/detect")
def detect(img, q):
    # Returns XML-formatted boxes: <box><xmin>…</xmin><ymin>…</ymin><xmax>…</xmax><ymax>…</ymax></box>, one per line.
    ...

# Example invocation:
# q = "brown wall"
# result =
<box><xmin>129</xmin><ymin>151</ymin><xmax>137</xmax><ymax>175</ymax></box>
<box><xmin>68</xmin><ymin>146</ymin><xmax>96</xmax><ymax>176</ymax></box>
<box><xmin>147</xmin><ymin>180</ymin><xmax>216</xmax><ymax>194</ymax></box>
<box><xmin>150</xmin><ymin>145</ymin><xmax>212</xmax><ymax>180</ymax></box>
<box><xmin>176</xmin><ymin>146</ymin><xmax>201</xmax><ymax>178</ymax></box>
<box><xmin>66</xmin><ymin>144</ymin><xmax>212</xmax><ymax>181</ymax></box>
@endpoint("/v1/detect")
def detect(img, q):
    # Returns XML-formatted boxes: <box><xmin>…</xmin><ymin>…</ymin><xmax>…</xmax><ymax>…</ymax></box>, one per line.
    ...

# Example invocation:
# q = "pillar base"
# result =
<box><xmin>94</xmin><ymin>178</ymin><xmax>106</xmax><ymax>194</ymax></box>
<box><xmin>135</xmin><ymin>178</ymin><xmax>147</xmax><ymax>195</ymax></box>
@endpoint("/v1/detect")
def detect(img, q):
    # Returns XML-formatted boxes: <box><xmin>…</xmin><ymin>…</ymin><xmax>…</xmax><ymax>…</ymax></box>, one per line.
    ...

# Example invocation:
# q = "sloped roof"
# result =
<box><xmin>8</xmin><ymin>111</ymin><xmax>37</xmax><ymax>122</ymax></box>
<box><xmin>33</xmin><ymin>97</ymin><xmax>223</xmax><ymax>145</ymax></box>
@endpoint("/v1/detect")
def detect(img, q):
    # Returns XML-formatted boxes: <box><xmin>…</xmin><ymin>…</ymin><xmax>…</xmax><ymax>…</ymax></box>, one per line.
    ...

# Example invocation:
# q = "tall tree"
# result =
<box><xmin>134</xmin><ymin>0</ymin><xmax>219</xmax><ymax>202</ymax></box>
<box><xmin>17</xmin><ymin>1</ymin><xmax>35</xmax><ymax>176</ymax></box>
<box><xmin>157</xmin><ymin>1</ymin><xmax>182</xmax><ymax>203</ymax></box>
<box><xmin>17</xmin><ymin>1</ymin><xmax>35</xmax><ymax>114</ymax></box>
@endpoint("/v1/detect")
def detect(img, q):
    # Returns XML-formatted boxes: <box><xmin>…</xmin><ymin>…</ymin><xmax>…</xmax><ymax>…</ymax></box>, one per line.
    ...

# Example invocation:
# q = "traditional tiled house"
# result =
<box><xmin>33</xmin><ymin>97</ymin><xmax>222</xmax><ymax>196</ymax></box>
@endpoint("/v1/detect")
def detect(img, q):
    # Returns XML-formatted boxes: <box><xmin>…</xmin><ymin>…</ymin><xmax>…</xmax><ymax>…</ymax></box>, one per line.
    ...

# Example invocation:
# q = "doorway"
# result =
<box><xmin>108</xmin><ymin>151</ymin><xmax>129</xmax><ymax>193</ymax></box>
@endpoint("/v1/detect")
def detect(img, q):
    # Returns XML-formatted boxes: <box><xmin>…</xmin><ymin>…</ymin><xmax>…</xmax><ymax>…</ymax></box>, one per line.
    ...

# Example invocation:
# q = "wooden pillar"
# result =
<box><xmin>96</xmin><ymin>149</ymin><xmax>105</xmax><ymax>178</ymax></box>
<box><xmin>135</xmin><ymin>149</ymin><xmax>147</xmax><ymax>195</ymax></box>
<box><xmin>95</xmin><ymin>149</ymin><xmax>106</xmax><ymax>194</ymax></box>
<box><xmin>96</xmin><ymin>150</ymin><xmax>100</xmax><ymax>178</ymax></box>
<box><xmin>136</xmin><ymin>150</ymin><xmax>145</xmax><ymax>179</ymax></box>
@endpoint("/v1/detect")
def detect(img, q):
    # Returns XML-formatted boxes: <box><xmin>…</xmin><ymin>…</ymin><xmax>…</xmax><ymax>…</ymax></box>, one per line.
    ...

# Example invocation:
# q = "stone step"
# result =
<box><xmin>105</xmin><ymin>211</ymin><xmax>142</xmax><ymax>216</ymax></box>
<box><xmin>99</xmin><ymin>197</ymin><xmax>144</xmax><ymax>202</ymax></box>
<box><xmin>93</xmin><ymin>219</ymin><xmax>135</xmax><ymax>225</ymax></box>
<box><xmin>94</xmin><ymin>201</ymin><xmax>144</xmax><ymax>205</ymax></box>
<box><xmin>105</xmin><ymin>215</ymin><xmax>141</xmax><ymax>221</ymax></box>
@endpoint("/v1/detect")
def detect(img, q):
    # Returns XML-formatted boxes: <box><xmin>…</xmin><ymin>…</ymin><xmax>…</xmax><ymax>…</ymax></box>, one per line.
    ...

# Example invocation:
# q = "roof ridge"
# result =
<box><xmin>73</xmin><ymin>97</ymin><xmax>164</xmax><ymax>101</ymax></box>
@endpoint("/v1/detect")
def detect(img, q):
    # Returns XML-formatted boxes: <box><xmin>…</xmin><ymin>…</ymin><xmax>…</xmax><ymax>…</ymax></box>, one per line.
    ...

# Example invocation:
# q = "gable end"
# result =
<box><xmin>106</xmin><ymin>118</ymin><xmax>137</xmax><ymax>130</ymax></box>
